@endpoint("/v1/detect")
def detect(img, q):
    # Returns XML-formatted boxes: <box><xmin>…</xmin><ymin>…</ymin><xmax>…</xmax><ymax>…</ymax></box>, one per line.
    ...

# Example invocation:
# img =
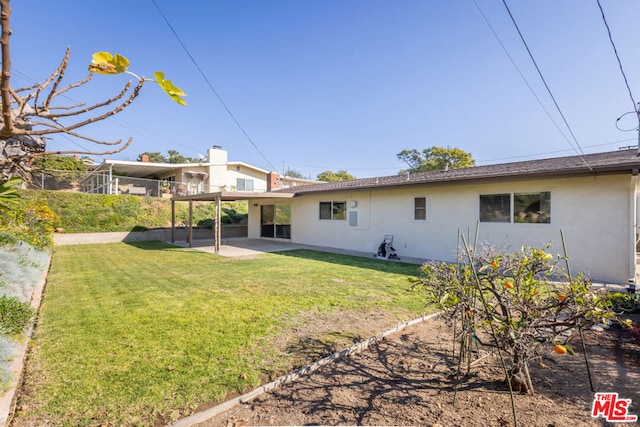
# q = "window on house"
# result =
<box><xmin>319</xmin><ymin>202</ymin><xmax>332</xmax><ymax>220</ymax></box>
<box><xmin>319</xmin><ymin>201</ymin><xmax>347</xmax><ymax>220</ymax></box>
<box><xmin>414</xmin><ymin>197</ymin><xmax>427</xmax><ymax>220</ymax></box>
<box><xmin>479</xmin><ymin>194</ymin><xmax>511</xmax><ymax>222</ymax></box>
<box><xmin>236</xmin><ymin>178</ymin><xmax>254</xmax><ymax>192</ymax></box>
<box><xmin>514</xmin><ymin>192</ymin><xmax>551</xmax><ymax>223</ymax></box>
<box><xmin>480</xmin><ymin>192</ymin><xmax>551</xmax><ymax>223</ymax></box>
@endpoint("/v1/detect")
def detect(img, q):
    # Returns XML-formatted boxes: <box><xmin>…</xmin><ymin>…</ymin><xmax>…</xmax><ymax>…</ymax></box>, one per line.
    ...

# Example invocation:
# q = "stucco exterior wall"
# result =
<box><xmin>225</xmin><ymin>167</ymin><xmax>269</xmax><ymax>192</ymax></box>
<box><xmin>249</xmin><ymin>174</ymin><xmax>635</xmax><ymax>284</ymax></box>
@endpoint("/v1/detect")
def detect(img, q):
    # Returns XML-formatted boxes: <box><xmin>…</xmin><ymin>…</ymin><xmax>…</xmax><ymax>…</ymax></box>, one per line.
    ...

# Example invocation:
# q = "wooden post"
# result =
<box><xmin>171</xmin><ymin>199</ymin><xmax>175</xmax><ymax>243</ymax></box>
<box><xmin>215</xmin><ymin>196</ymin><xmax>221</xmax><ymax>254</ymax></box>
<box><xmin>188</xmin><ymin>199</ymin><xmax>193</xmax><ymax>248</ymax></box>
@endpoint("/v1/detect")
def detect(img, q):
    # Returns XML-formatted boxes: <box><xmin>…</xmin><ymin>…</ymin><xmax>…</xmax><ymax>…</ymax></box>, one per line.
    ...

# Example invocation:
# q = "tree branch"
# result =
<box><xmin>45</xmin><ymin>71</ymin><xmax>92</xmax><ymax>104</ymax></box>
<box><xmin>23</xmin><ymin>78</ymin><xmax>143</xmax><ymax>136</ymax></box>
<box><xmin>40</xmin><ymin>136</ymin><xmax>133</xmax><ymax>156</ymax></box>
<box><xmin>0</xmin><ymin>0</ymin><xmax>14</xmax><ymax>138</ymax></box>
<box><xmin>37</xmin><ymin>80</ymin><xmax>131</xmax><ymax>120</ymax></box>
<box><xmin>42</xmin><ymin>46</ymin><xmax>71</xmax><ymax>110</ymax></box>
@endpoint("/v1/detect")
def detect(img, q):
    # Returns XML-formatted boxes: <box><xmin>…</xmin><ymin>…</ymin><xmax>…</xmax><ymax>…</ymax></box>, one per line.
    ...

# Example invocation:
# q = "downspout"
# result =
<box><xmin>629</xmin><ymin>169</ymin><xmax>638</xmax><ymax>284</ymax></box>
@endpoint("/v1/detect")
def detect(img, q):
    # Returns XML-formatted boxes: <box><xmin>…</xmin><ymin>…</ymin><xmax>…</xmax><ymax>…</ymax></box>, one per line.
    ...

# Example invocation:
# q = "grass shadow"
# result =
<box><xmin>272</xmin><ymin>249</ymin><xmax>422</xmax><ymax>275</ymax></box>
<box><xmin>123</xmin><ymin>240</ymin><xmax>214</xmax><ymax>254</ymax></box>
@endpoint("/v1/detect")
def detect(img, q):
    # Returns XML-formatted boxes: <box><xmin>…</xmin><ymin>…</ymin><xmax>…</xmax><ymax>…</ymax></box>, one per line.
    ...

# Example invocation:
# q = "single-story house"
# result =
<box><xmin>232</xmin><ymin>148</ymin><xmax>640</xmax><ymax>285</ymax></box>
<box><xmin>82</xmin><ymin>146</ymin><xmax>317</xmax><ymax>196</ymax></box>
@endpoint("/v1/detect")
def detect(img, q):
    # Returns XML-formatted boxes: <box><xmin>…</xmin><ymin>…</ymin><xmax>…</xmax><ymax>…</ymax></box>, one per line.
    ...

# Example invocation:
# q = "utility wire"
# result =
<box><xmin>472</xmin><ymin>0</ymin><xmax>574</xmax><ymax>150</ymax></box>
<box><xmin>150</xmin><ymin>0</ymin><xmax>278</xmax><ymax>172</ymax></box>
<box><xmin>501</xmin><ymin>0</ymin><xmax>593</xmax><ymax>171</ymax></box>
<box><xmin>284</xmin><ymin>136</ymin><xmax>636</xmax><ymax>174</ymax></box>
<box><xmin>477</xmin><ymin>138</ymin><xmax>637</xmax><ymax>164</ymax></box>
<box><xmin>596</xmin><ymin>0</ymin><xmax>639</xmax><ymax>126</ymax></box>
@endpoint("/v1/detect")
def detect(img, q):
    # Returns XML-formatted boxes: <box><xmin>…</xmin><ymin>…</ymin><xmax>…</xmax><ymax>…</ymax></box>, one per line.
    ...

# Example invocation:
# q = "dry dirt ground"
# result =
<box><xmin>197</xmin><ymin>313</ymin><xmax>640</xmax><ymax>427</ymax></box>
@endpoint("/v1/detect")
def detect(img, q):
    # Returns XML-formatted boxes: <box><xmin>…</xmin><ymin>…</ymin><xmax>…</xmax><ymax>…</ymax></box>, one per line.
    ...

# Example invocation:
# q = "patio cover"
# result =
<box><xmin>170</xmin><ymin>191</ymin><xmax>294</xmax><ymax>253</ymax></box>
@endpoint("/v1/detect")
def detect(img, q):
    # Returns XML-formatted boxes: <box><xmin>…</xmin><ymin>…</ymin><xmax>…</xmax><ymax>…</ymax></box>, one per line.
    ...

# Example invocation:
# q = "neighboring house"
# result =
<box><xmin>82</xmin><ymin>146</ymin><xmax>317</xmax><ymax>196</ymax></box>
<box><xmin>243</xmin><ymin>148</ymin><xmax>640</xmax><ymax>284</ymax></box>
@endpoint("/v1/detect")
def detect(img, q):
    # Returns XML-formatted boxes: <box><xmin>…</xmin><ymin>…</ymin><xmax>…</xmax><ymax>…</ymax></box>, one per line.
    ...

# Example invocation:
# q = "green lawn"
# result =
<box><xmin>14</xmin><ymin>242</ymin><xmax>427</xmax><ymax>426</ymax></box>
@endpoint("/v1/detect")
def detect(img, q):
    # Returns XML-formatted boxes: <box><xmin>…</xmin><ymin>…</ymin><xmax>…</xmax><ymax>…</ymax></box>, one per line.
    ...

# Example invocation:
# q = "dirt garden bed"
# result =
<box><xmin>197</xmin><ymin>313</ymin><xmax>640</xmax><ymax>427</ymax></box>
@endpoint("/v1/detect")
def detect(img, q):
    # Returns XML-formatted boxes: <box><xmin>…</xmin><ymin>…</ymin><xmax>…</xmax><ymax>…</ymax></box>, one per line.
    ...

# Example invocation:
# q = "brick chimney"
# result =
<box><xmin>141</xmin><ymin>154</ymin><xmax>149</xmax><ymax>162</ymax></box>
<box><xmin>267</xmin><ymin>172</ymin><xmax>281</xmax><ymax>191</ymax></box>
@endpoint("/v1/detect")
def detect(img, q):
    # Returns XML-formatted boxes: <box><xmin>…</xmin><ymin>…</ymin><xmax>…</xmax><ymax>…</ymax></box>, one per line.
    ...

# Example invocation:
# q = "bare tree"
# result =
<box><xmin>0</xmin><ymin>0</ymin><xmax>186</xmax><ymax>181</ymax></box>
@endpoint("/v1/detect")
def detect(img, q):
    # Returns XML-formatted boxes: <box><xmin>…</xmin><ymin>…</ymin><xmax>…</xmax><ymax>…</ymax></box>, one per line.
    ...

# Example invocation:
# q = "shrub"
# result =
<box><xmin>0</xmin><ymin>232</ymin><xmax>19</xmax><ymax>248</ymax></box>
<box><xmin>17</xmin><ymin>190</ymin><xmax>248</xmax><ymax>232</ymax></box>
<box><xmin>0</xmin><ymin>197</ymin><xmax>59</xmax><ymax>249</ymax></box>
<box><xmin>0</xmin><ymin>295</ymin><xmax>34</xmax><ymax>335</ymax></box>
<box><xmin>610</xmin><ymin>293</ymin><xmax>640</xmax><ymax>313</ymax></box>
<box><xmin>411</xmin><ymin>243</ymin><xmax>617</xmax><ymax>395</ymax></box>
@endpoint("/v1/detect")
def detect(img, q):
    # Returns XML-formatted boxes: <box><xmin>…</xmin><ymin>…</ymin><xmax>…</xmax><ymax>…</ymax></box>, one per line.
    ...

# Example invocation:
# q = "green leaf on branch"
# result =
<box><xmin>153</xmin><ymin>71</ymin><xmax>187</xmax><ymax>106</ymax></box>
<box><xmin>0</xmin><ymin>177</ymin><xmax>21</xmax><ymax>211</ymax></box>
<box><xmin>89</xmin><ymin>52</ymin><xmax>130</xmax><ymax>74</ymax></box>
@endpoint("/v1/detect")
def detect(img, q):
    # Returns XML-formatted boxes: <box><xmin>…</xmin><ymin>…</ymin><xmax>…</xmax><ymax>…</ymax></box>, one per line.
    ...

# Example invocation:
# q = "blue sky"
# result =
<box><xmin>8</xmin><ymin>1</ymin><xmax>640</xmax><ymax>178</ymax></box>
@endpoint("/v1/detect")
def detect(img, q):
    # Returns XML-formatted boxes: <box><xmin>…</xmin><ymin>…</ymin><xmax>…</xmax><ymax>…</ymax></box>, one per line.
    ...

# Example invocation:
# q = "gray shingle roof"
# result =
<box><xmin>275</xmin><ymin>149</ymin><xmax>640</xmax><ymax>196</ymax></box>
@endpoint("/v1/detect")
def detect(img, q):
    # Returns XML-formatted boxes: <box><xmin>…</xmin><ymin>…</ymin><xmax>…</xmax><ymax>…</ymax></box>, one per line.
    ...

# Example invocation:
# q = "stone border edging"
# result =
<box><xmin>0</xmin><ymin>252</ymin><xmax>52</xmax><ymax>427</ymax></box>
<box><xmin>169</xmin><ymin>312</ymin><xmax>440</xmax><ymax>427</ymax></box>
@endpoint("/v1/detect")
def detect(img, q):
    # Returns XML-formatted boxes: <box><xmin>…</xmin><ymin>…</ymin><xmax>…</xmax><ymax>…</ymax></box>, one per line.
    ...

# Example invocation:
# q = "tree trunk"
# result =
<box><xmin>508</xmin><ymin>353</ymin><xmax>533</xmax><ymax>395</ymax></box>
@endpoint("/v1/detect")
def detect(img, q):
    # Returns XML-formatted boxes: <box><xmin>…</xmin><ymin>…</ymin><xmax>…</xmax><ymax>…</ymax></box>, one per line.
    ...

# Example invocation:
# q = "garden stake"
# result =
<box><xmin>452</xmin><ymin>316</ymin><xmax>457</xmax><ymax>358</ymax></box>
<box><xmin>466</xmin><ymin>332</ymin><xmax>473</xmax><ymax>375</ymax></box>
<box><xmin>560</xmin><ymin>229</ymin><xmax>572</xmax><ymax>278</ymax></box>
<box><xmin>452</xmin><ymin>333</ymin><xmax>465</xmax><ymax>407</ymax></box>
<box><xmin>460</xmin><ymin>234</ymin><xmax>518</xmax><ymax>427</ymax></box>
<box><xmin>473</xmin><ymin>221</ymin><xmax>480</xmax><ymax>254</ymax></box>
<box><xmin>561</xmin><ymin>229</ymin><xmax>595</xmax><ymax>391</ymax></box>
<box><xmin>578</xmin><ymin>322</ymin><xmax>595</xmax><ymax>392</ymax></box>
<box><xmin>523</xmin><ymin>360</ymin><xmax>534</xmax><ymax>395</ymax></box>
<box><xmin>452</xmin><ymin>322</ymin><xmax>471</xmax><ymax>406</ymax></box>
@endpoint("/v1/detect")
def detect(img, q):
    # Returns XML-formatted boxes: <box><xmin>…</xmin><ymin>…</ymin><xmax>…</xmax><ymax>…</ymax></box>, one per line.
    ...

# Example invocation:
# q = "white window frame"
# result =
<box><xmin>414</xmin><ymin>196</ymin><xmax>427</xmax><ymax>221</ymax></box>
<box><xmin>236</xmin><ymin>178</ymin><xmax>254</xmax><ymax>192</ymax></box>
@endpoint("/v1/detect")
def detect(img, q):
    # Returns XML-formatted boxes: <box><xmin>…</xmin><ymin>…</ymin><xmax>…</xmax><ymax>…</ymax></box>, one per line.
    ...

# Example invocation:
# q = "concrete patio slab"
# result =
<box><xmin>167</xmin><ymin>237</ymin><xmax>428</xmax><ymax>264</ymax></box>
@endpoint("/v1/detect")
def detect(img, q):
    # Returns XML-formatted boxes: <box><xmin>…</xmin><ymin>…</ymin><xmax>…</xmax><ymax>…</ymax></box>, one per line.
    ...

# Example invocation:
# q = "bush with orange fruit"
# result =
<box><xmin>411</xmin><ymin>242</ymin><xmax>621</xmax><ymax>396</ymax></box>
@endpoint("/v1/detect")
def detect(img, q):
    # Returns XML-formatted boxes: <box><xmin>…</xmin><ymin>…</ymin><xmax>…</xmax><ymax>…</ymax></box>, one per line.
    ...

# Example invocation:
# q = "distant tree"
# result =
<box><xmin>137</xmin><ymin>152</ymin><xmax>166</xmax><ymax>163</ymax></box>
<box><xmin>137</xmin><ymin>150</ymin><xmax>197</xmax><ymax>163</ymax></box>
<box><xmin>167</xmin><ymin>150</ymin><xmax>195</xmax><ymax>164</ymax></box>
<box><xmin>397</xmin><ymin>146</ymin><xmax>475</xmax><ymax>174</ymax></box>
<box><xmin>317</xmin><ymin>170</ymin><xmax>356</xmax><ymax>182</ymax></box>
<box><xmin>284</xmin><ymin>168</ymin><xmax>305</xmax><ymax>178</ymax></box>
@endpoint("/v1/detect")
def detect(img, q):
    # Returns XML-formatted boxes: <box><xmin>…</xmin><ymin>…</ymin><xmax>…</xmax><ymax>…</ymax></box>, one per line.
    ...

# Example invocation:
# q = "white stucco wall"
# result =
<box><xmin>225</xmin><ymin>167</ymin><xmax>268</xmax><ymax>192</ymax></box>
<box><xmin>249</xmin><ymin>174</ymin><xmax>635</xmax><ymax>284</ymax></box>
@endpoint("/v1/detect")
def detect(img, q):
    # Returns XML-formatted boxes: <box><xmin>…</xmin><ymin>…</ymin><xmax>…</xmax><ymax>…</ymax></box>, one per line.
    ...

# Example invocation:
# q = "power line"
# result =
<box><xmin>596</xmin><ymin>0</ymin><xmax>638</xmax><ymax>120</ymax></box>
<box><xmin>472</xmin><ymin>0</ymin><xmax>575</xmax><ymax>150</ymax></box>
<box><xmin>150</xmin><ymin>0</ymin><xmax>278</xmax><ymax>172</ymax></box>
<box><xmin>284</xmin><ymin>136</ymin><xmax>636</xmax><ymax>176</ymax></box>
<box><xmin>476</xmin><ymin>138</ymin><xmax>637</xmax><ymax>164</ymax></box>
<box><xmin>501</xmin><ymin>0</ymin><xmax>593</xmax><ymax>171</ymax></box>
